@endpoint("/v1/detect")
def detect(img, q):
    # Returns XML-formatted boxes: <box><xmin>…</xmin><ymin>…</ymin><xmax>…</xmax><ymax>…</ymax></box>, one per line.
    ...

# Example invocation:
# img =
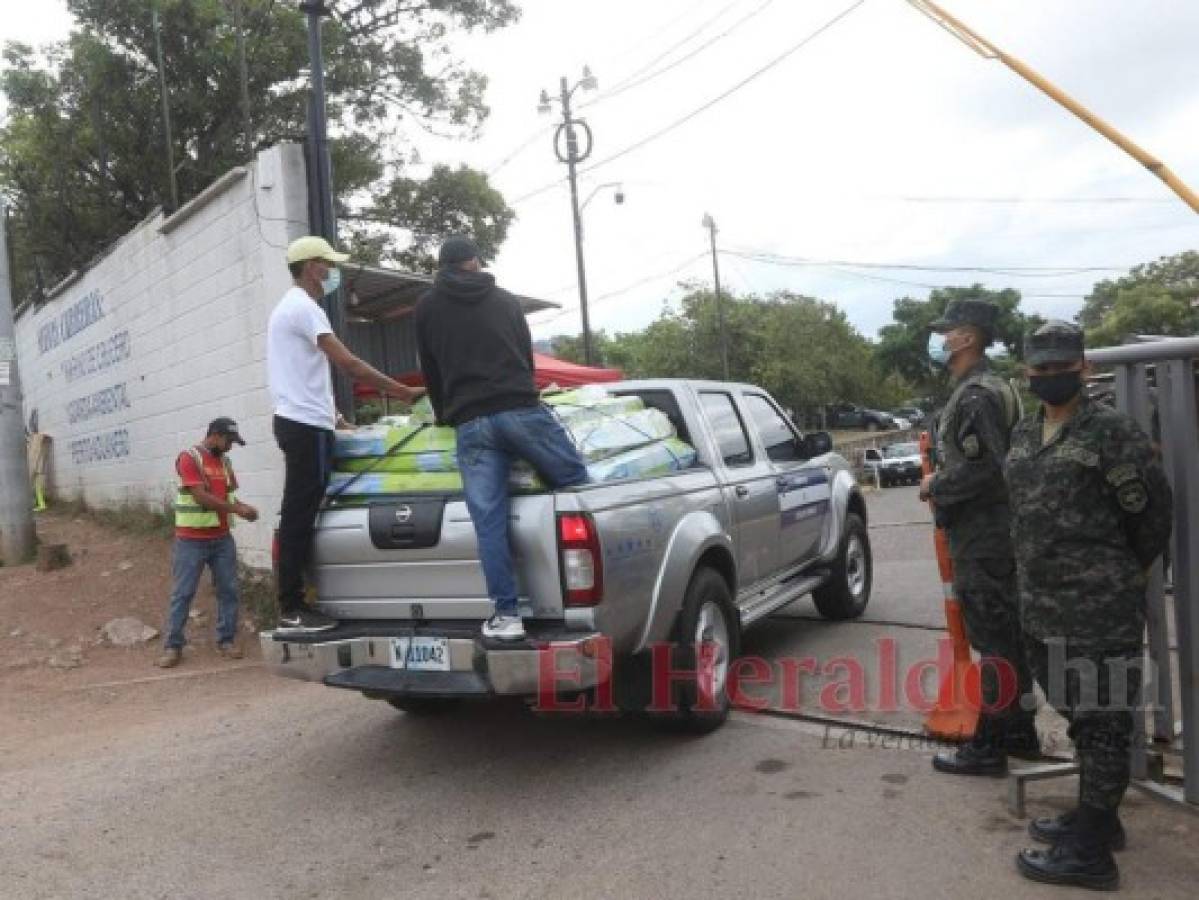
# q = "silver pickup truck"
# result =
<box><xmin>262</xmin><ymin>380</ymin><xmax>872</xmax><ymax>731</ymax></box>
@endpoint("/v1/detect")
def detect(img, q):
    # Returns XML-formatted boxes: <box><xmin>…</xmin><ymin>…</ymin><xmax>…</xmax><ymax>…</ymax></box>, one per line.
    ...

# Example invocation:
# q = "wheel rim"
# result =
<box><xmin>846</xmin><ymin>534</ymin><xmax>867</xmax><ymax>598</ymax></box>
<box><xmin>695</xmin><ymin>600</ymin><xmax>730</xmax><ymax>701</ymax></box>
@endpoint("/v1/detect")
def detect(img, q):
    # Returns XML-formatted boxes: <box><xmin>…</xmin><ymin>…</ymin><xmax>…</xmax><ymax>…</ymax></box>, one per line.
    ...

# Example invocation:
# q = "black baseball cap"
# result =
<box><xmin>207</xmin><ymin>417</ymin><xmax>246</xmax><ymax>445</ymax></box>
<box><xmin>929</xmin><ymin>299</ymin><xmax>999</xmax><ymax>342</ymax></box>
<box><xmin>1025</xmin><ymin>321</ymin><xmax>1085</xmax><ymax>366</ymax></box>
<box><xmin>438</xmin><ymin>235</ymin><xmax>482</xmax><ymax>269</ymax></box>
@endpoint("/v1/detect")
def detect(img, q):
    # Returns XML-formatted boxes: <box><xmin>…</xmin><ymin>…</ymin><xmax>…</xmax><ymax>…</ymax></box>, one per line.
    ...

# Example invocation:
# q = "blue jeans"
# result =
<box><xmin>164</xmin><ymin>535</ymin><xmax>240</xmax><ymax>649</ymax></box>
<box><xmin>456</xmin><ymin>406</ymin><xmax>589</xmax><ymax>616</ymax></box>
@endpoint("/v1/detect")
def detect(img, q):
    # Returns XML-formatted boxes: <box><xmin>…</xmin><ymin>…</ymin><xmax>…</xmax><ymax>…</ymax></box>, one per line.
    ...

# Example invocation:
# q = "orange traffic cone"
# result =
<box><xmin>919</xmin><ymin>431</ymin><xmax>979</xmax><ymax>742</ymax></box>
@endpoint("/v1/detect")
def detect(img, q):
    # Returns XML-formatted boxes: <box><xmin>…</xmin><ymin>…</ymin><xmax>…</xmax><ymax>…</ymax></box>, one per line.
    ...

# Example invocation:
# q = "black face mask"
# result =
<box><xmin>209</xmin><ymin>444</ymin><xmax>226</xmax><ymax>457</ymax></box>
<box><xmin>1029</xmin><ymin>371</ymin><xmax>1083</xmax><ymax>406</ymax></box>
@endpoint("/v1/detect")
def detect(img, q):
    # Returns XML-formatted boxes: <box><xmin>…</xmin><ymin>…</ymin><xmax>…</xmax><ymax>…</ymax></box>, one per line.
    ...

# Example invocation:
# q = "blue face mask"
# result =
<box><xmin>927</xmin><ymin>333</ymin><xmax>951</xmax><ymax>368</ymax></box>
<box><xmin>321</xmin><ymin>267</ymin><xmax>341</xmax><ymax>297</ymax></box>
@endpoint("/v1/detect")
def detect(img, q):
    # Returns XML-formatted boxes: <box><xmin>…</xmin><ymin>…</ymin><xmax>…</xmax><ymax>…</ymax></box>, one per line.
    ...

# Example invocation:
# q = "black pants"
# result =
<box><xmin>273</xmin><ymin>415</ymin><xmax>334</xmax><ymax>613</ymax></box>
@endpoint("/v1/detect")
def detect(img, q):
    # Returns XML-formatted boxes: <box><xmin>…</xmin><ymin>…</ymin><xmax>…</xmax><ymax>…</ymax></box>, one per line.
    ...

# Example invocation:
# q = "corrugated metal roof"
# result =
<box><xmin>340</xmin><ymin>264</ymin><xmax>558</xmax><ymax>324</ymax></box>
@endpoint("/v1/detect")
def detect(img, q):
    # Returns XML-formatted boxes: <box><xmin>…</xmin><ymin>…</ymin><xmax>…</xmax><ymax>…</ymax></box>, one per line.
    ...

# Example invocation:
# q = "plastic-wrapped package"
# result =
<box><xmin>329</xmin><ymin>386</ymin><xmax>697</xmax><ymax>498</ymax></box>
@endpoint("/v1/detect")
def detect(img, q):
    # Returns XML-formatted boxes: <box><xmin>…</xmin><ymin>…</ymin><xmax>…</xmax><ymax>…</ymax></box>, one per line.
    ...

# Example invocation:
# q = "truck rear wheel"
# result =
<box><xmin>812</xmin><ymin>512</ymin><xmax>871</xmax><ymax>620</ymax></box>
<box><xmin>658</xmin><ymin>567</ymin><xmax>738</xmax><ymax>734</ymax></box>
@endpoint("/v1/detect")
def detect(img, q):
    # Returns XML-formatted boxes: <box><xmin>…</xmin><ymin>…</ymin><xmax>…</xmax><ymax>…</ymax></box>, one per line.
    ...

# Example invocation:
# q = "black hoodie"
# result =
<box><xmin>414</xmin><ymin>268</ymin><xmax>539</xmax><ymax>427</ymax></box>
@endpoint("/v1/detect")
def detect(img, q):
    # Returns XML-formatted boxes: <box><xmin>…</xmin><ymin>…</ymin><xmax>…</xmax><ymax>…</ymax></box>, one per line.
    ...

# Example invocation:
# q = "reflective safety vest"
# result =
<box><xmin>174</xmin><ymin>447</ymin><xmax>238</xmax><ymax>530</ymax></box>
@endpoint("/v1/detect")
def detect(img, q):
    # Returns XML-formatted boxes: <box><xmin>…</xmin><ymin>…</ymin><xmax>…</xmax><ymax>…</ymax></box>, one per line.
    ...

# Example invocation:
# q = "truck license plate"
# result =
<box><xmin>389</xmin><ymin>637</ymin><xmax>451</xmax><ymax>672</ymax></box>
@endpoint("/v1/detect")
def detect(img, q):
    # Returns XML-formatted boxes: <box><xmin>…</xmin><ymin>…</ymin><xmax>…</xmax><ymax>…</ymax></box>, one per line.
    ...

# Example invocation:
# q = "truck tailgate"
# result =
<box><xmin>312</xmin><ymin>494</ymin><xmax>564</xmax><ymax>620</ymax></box>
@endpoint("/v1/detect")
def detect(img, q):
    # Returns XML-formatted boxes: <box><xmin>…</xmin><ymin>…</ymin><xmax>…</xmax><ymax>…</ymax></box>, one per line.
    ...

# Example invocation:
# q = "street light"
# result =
<box><xmin>702</xmin><ymin>213</ymin><xmax>730</xmax><ymax>381</ymax></box>
<box><xmin>538</xmin><ymin>66</ymin><xmax>600</xmax><ymax>365</ymax></box>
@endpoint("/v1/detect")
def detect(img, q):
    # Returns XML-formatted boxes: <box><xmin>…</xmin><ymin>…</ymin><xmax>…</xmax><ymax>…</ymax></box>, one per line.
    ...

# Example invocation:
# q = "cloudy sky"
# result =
<box><xmin>4</xmin><ymin>1</ymin><xmax>1198</xmax><ymax>343</ymax></box>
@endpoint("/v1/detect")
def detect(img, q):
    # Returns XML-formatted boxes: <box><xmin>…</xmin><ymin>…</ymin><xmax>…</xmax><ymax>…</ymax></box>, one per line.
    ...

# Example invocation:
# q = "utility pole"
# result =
<box><xmin>232</xmin><ymin>0</ymin><xmax>254</xmax><ymax>159</ymax></box>
<box><xmin>299</xmin><ymin>1</ymin><xmax>351</xmax><ymax>415</ymax></box>
<box><xmin>540</xmin><ymin>68</ymin><xmax>599</xmax><ymax>365</ymax></box>
<box><xmin>151</xmin><ymin>4</ymin><xmax>179</xmax><ymax>212</ymax></box>
<box><xmin>702</xmin><ymin>213</ymin><xmax>730</xmax><ymax>381</ymax></box>
<box><xmin>0</xmin><ymin>201</ymin><xmax>36</xmax><ymax>565</ymax></box>
<box><xmin>908</xmin><ymin>0</ymin><xmax>1199</xmax><ymax>215</ymax></box>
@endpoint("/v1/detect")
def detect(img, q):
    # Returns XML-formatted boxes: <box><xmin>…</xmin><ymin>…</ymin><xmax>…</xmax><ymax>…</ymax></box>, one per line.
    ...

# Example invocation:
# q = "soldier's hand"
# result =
<box><xmin>919</xmin><ymin>474</ymin><xmax>935</xmax><ymax>502</ymax></box>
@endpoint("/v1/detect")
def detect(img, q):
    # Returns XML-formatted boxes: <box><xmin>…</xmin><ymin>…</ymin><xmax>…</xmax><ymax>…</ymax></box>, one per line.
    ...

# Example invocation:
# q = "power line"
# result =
<box><xmin>604</xmin><ymin>0</ymin><xmax>736</xmax><ymax>67</ymax></box>
<box><xmin>594</xmin><ymin>0</ymin><xmax>749</xmax><ymax>100</ymax></box>
<box><xmin>580</xmin><ymin>0</ymin><xmax>778</xmax><ymax>111</ymax></box>
<box><xmin>724</xmin><ymin>248</ymin><xmax>1128</xmax><ymax>276</ymax></box>
<box><xmin>823</xmin><ymin>266</ymin><xmax>1087</xmax><ymax>300</ymax></box>
<box><xmin>488</xmin><ymin>1</ymin><xmax>749</xmax><ymax>178</ymax></box>
<box><xmin>532</xmin><ymin>251</ymin><xmax>709</xmax><ymax>325</ymax></box>
<box><xmin>511</xmin><ymin>0</ymin><xmax>867</xmax><ymax>206</ymax></box>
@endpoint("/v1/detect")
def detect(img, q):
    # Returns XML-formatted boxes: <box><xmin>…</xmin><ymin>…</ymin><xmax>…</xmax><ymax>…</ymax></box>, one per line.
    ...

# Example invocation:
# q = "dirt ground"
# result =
<box><xmin>0</xmin><ymin>509</ymin><xmax>263</xmax><ymax>698</ymax></box>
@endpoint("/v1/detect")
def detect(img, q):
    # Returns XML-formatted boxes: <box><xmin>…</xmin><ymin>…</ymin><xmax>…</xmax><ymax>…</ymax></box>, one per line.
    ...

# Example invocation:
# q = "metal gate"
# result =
<box><xmin>1088</xmin><ymin>336</ymin><xmax>1199</xmax><ymax>807</ymax></box>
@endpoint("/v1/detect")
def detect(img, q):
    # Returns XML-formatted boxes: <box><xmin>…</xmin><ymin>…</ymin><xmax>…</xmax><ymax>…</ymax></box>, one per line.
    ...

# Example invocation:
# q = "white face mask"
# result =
<box><xmin>320</xmin><ymin>267</ymin><xmax>341</xmax><ymax>297</ymax></box>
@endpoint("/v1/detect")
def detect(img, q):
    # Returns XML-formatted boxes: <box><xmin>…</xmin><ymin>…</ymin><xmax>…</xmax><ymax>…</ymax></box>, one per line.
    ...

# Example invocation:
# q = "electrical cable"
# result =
<box><xmin>580</xmin><ymin>0</ymin><xmax>778</xmax><ymax>111</ymax></box>
<box><xmin>532</xmin><ymin>251</ymin><xmax>709</xmax><ymax>324</ymax></box>
<box><xmin>510</xmin><ymin>0</ymin><xmax>867</xmax><ymax>206</ymax></box>
<box><xmin>724</xmin><ymin>248</ymin><xmax>1128</xmax><ymax>276</ymax></box>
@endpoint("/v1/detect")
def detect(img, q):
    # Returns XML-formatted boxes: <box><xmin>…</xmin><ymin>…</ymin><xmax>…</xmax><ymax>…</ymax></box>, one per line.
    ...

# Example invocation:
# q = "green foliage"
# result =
<box><xmin>1</xmin><ymin>0</ymin><xmax>520</xmax><ymax>300</ymax></box>
<box><xmin>874</xmin><ymin>285</ymin><xmax>1042</xmax><ymax>391</ymax></box>
<box><xmin>551</xmin><ymin>287</ymin><xmax>916</xmax><ymax>422</ymax></box>
<box><xmin>1078</xmin><ymin>250</ymin><xmax>1199</xmax><ymax>331</ymax></box>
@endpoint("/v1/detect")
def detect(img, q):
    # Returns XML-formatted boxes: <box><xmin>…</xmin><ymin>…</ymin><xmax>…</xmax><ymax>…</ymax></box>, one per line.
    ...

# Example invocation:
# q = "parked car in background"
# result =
<box><xmin>863</xmin><ymin>441</ymin><xmax>922</xmax><ymax>487</ymax></box>
<box><xmin>891</xmin><ymin>406</ymin><xmax>927</xmax><ymax>429</ymax></box>
<box><xmin>826</xmin><ymin>403</ymin><xmax>897</xmax><ymax>432</ymax></box>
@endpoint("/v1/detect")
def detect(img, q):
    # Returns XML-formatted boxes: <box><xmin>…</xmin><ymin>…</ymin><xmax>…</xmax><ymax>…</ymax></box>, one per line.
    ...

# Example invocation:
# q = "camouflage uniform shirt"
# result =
<box><xmin>930</xmin><ymin>359</ymin><xmax>1021</xmax><ymax>559</ymax></box>
<box><xmin>1006</xmin><ymin>396</ymin><xmax>1173</xmax><ymax>645</ymax></box>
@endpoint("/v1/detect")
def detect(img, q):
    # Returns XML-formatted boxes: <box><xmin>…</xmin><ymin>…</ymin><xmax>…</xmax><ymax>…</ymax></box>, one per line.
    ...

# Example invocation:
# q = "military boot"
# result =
<box><xmin>1017</xmin><ymin>804</ymin><xmax>1120</xmax><ymax>890</ymax></box>
<box><xmin>1029</xmin><ymin>807</ymin><xmax>1126</xmax><ymax>852</ymax></box>
<box><xmin>932</xmin><ymin>716</ymin><xmax>1007</xmax><ymax>776</ymax></box>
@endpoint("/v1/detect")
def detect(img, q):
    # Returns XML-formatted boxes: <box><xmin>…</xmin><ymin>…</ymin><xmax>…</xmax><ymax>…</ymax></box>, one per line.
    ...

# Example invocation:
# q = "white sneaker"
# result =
<box><xmin>481</xmin><ymin>615</ymin><xmax>526</xmax><ymax>641</ymax></box>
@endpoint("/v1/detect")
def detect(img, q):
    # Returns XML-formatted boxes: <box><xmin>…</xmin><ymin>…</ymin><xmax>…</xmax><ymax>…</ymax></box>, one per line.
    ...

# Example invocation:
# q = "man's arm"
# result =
<box><xmin>414</xmin><ymin>310</ymin><xmax>445</xmax><ymax>424</ymax></box>
<box><xmin>189</xmin><ymin>485</ymin><xmax>258</xmax><ymax>521</ymax></box>
<box><xmin>317</xmin><ymin>333</ymin><xmax>423</xmax><ymax>403</ymax></box>
<box><xmin>1101</xmin><ymin>417</ymin><xmax>1173</xmax><ymax>568</ymax></box>
<box><xmin>927</xmin><ymin>388</ymin><xmax>1010</xmax><ymax>508</ymax></box>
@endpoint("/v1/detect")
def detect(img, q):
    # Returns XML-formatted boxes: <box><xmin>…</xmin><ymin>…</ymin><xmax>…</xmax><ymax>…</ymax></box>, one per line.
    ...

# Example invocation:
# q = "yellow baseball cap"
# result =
<box><xmin>286</xmin><ymin>236</ymin><xmax>350</xmax><ymax>265</ymax></box>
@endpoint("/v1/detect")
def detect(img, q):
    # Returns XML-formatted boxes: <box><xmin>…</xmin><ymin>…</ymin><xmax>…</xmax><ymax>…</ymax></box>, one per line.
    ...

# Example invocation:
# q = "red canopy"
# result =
<box><xmin>354</xmin><ymin>352</ymin><xmax>623</xmax><ymax>398</ymax></box>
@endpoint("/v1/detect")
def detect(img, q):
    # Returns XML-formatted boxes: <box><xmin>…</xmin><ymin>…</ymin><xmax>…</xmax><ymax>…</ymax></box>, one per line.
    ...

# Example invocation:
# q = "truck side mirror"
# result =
<box><xmin>804</xmin><ymin>431</ymin><xmax>833</xmax><ymax>457</ymax></box>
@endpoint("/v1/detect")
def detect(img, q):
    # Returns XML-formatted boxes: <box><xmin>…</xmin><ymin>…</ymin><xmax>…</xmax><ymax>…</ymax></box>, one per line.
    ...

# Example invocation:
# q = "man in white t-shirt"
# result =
<box><xmin>268</xmin><ymin>236</ymin><xmax>421</xmax><ymax>632</ymax></box>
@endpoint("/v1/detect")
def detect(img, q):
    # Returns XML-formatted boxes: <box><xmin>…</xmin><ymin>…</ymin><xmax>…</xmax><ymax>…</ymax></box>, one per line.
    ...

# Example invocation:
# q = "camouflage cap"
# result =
<box><xmin>929</xmin><ymin>299</ymin><xmax>999</xmax><ymax>341</ymax></box>
<box><xmin>1025</xmin><ymin>320</ymin><xmax>1085</xmax><ymax>366</ymax></box>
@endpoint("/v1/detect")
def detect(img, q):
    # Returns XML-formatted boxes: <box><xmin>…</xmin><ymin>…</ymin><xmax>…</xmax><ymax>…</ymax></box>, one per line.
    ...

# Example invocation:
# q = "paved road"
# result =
<box><xmin>3</xmin><ymin>485</ymin><xmax>1196</xmax><ymax>899</ymax></box>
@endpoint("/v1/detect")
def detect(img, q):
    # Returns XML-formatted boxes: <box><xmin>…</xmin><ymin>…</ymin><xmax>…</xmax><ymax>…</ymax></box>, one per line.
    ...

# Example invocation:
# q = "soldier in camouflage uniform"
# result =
<box><xmin>1008</xmin><ymin>322</ymin><xmax>1172</xmax><ymax>890</ymax></box>
<box><xmin>921</xmin><ymin>299</ymin><xmax>1039</xmax><ymax>777</ymax></box>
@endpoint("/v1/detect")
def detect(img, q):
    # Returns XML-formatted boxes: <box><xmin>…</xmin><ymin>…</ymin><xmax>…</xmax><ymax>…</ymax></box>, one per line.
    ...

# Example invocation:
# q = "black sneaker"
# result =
<box><xmin>276</xmin><ymin>608</ymin><xmax>338</xmax><ymax>633</ymax></box>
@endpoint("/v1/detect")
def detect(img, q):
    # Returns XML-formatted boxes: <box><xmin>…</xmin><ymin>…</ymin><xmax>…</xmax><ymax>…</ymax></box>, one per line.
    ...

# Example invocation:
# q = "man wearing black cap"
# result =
<box><xmin>416</xmin><ymin>236</ymin><xmax>589</xmax><ymax>641</ymax></box>
<box><xmin>1008</xmin><ymin>322</ymin><xmax>1172</xmax><ymax>889</ymax></box>
<box><xmin>156</xmin><ymin>418</ymin><xmax>259</xmax><ymax>668</ymax></box>
<box><xmin>922</xmin><ymin>299</ymin><xmax>1039</xmax><ymax>774</ymax></box>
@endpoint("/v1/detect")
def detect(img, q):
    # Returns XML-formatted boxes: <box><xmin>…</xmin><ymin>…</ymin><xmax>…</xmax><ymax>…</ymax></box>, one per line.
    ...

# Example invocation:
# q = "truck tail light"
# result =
<box><xmin>558</xmin><ymin>513</ymin><xmax>603</xmax><ymax>607</ymax></box>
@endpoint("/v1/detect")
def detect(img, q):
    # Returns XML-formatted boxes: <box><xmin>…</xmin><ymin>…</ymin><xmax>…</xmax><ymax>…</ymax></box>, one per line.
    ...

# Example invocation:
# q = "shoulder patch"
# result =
<box><xmin>1105</xmin><ymin>463</ymin><xmax>1139</xmax><ymax>488</ymax></box>
<box><xmin>961</xmin><ymin>434</ymin><xmax>981</xmax><ymax>459</ymax></box>
<box><xmin>1116</xmin><ymin>481</ymin><xmax>1148</xmax><ymax>514</ymax></box>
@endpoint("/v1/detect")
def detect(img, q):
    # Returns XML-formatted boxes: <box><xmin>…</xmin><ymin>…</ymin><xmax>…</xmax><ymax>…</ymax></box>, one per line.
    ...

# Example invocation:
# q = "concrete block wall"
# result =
<box><xmin>14</xmin><ymin>144</ymin><xmax>311</xmax><ymax>568</ymax></box>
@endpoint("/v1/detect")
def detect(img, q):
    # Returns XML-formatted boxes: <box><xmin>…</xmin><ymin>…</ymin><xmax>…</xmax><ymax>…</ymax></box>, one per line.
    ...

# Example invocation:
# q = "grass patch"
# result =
<box><xmin>240</xmin><ymin>566</ymin><xmax>278</xmax><ymax>630</ymax></box>
<box><xmin>55</xmin><ymin>496</ymin><xmax>175</xmax><ymax>540</ymax></box>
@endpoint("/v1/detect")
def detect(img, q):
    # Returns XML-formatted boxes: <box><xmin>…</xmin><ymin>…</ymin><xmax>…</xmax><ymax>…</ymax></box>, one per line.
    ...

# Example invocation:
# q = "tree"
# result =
<box><xmin>874</xmin><ymin>285</ymin><xmax>1040</xmax><ymax>390</ymax></box>
<box><xmin>0</xmin><ymin>0</ymin><xmax>519</xmax><ymax>300</ymax></box>
<box><xmin>551</xmin><ymin>287</ymin><xmax>909</xmax><ymax>426</ymax></box>
<box><xmin>1087</xmin><ymin>283</ymin><xmax>1198</xmax><ymax>348</ymax></box>
<box><xmin>1078</xmin><ymin>250</ymin><xmax>1199</xmax><ymax>331</ymax></box>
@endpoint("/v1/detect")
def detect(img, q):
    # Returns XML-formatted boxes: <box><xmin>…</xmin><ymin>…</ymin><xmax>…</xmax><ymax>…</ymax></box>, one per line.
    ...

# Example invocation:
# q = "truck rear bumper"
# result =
<box><xmin>259</xmin><ymin>625</ymin><xmax>608</xmax><ymax>698</ymax></box>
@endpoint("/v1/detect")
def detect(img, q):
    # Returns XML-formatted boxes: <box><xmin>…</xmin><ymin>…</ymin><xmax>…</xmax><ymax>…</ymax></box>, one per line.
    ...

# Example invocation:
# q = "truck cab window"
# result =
<box><xmin>700</xmin><ymin>392</ymin><xmax>753</xmax><ymax>467</ymax></box>
<box><xmin>744</xmin><ymin>394</ymin><xmax>800</xmax><ymax>463</ymax></box>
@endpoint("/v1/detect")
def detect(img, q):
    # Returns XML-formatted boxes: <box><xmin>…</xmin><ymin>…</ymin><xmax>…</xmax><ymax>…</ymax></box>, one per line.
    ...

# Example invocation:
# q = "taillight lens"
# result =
<box><xmin>558</xmin><ymin>513</ymin><xmax>603</xmax><ymax>607</ymax></box>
